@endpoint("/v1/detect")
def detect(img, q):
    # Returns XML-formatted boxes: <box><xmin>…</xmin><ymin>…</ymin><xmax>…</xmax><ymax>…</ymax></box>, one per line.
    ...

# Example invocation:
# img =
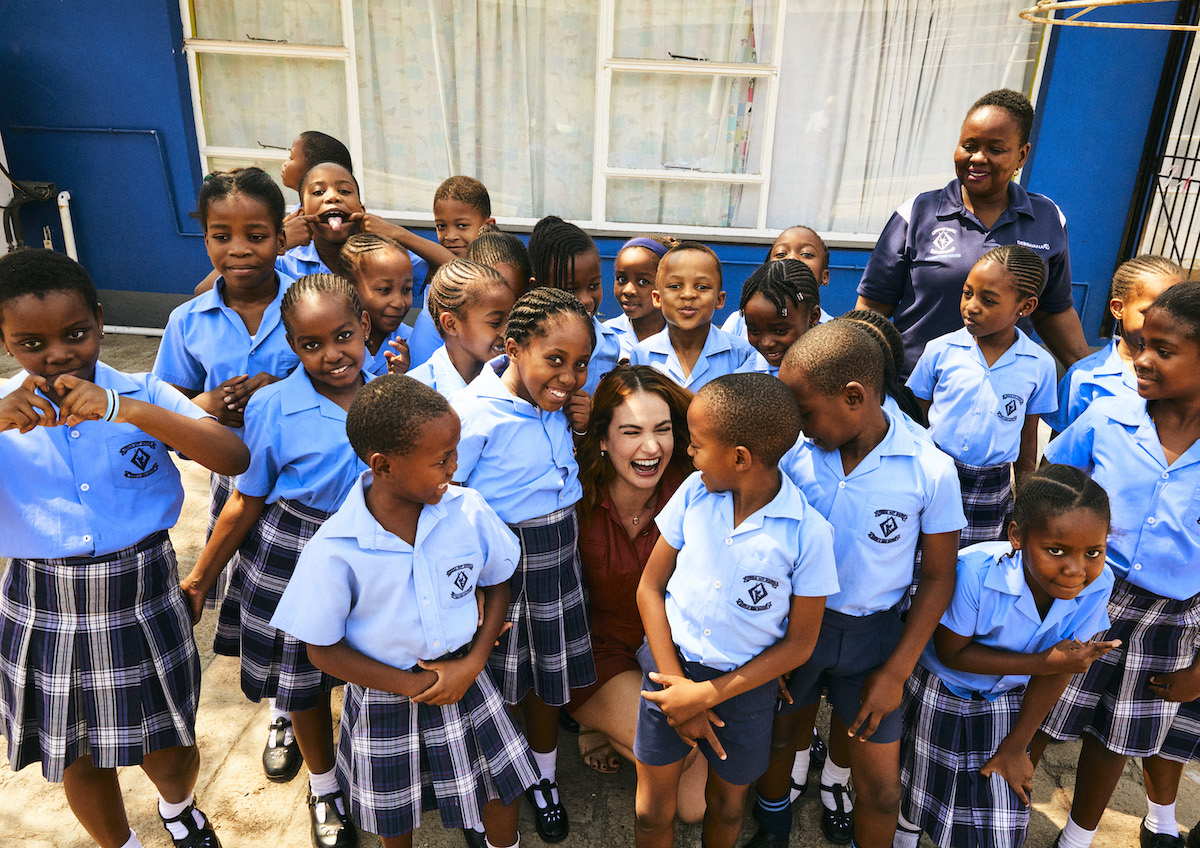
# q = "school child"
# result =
<box><xmin>450</xmin><ymin>287</ymin><xmax>596</xmax><ymax>843</ymax></box>
<box><xmin>407</xmin><ymin>176</ymin><xmax>497</xmax><ymax>369</ymax></box>
<box><xmin>1031</xmin><ymin>281</ymin><xmax>1200</xmax><ymax>848</ymax></box>
<box><xmin>908</xmin><ymin>245</ymin><xmax>1057</xmax><ymax>547</ymax></box>
<box><xmin>896</xmin><ymin>464</ymin><xmax>1118</xmax><ymax>848</ymax></box>
<box><xmin>630</xmin><ymin>241</ymin><xmax>755</xmax><ymax>391</ymax></box>
<box><xmin>467</xmin><ymin>227</ymin><xmax>532</xmax><ymax>300</ymax></box>
<box><xmin>0</xmin><ymin>249</ymin><xmax>250</xmax><ymax>848</ymax></box>
<box><xmin>633</xmin><ymin>372</ymin><xmax>838</xmax><ymax>848</ymax></box>
<box><xmin>744</xmin><ymin>322</ymin><xmax>963</xmax><ymax>848</ymax></box>
<box><xmin>606</xmin><ymin>235</ymin><xmax>674</xmax><ymax>360</ymax></box>
<box><xmin>181</xmin><ymin>274</ymin><xmax>371</xmax><ymax>848</ymax></box>
<box><xmin>528</xmin><ymin>215</ymin><xmax>622</xmax><ymax>399</ymax></box>
<box><xmin>408</xmin><ymin>259</ymin><xmax>516</xmax><ymax>398</ymax></box>
<box><xmin>280</xmin><ymin>131</ymin><xmax>354</xmax><ymax>243</ymax></box>
<box><xmin>340</xmin><ymin>233</ymin><xmax>414</xmax><ymax>376</ymax></box>
<box><xmin>270</xmin><ymin>375</ymin><xmax>538</xmax><ymax>848</ymax></box>
<box><xmin>722</xmin><ymin>225</ymin><xmax>834</xmax><ymax>340</ymax></box>
<box><xmin>275</xmin><ymin>161</ymin><xmax>365</xmax><ymax>280</ymax></box>
<box><xmin>153</xmin><ymin>167</ymin><xmax>301</xmax><ymax>613</ymax></box>
<box><xmin>1045</xmin><ymin>255</ymin><xmax>1184</xmax><ymax>434</ymax></box>
<box><xmin>734</xmin><ymin>258</ymin><xmax>822</xmax><ymax>377</ymax></box>
<box><xmin>840</xmin><ymin>309</ymin><xmax>930</xmax><ymax>431</ymax></box>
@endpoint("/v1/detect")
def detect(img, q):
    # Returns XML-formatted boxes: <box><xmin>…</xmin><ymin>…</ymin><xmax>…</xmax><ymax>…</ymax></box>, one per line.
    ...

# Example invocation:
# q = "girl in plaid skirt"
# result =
<box><xmin>896</xmin><ymin>465</ymin><xmax>1117</xmax><ymax>848</ymax></box>
<box><xmin>182</xmin><ymin>274</ymin><xmax>372</xmax><ymax>848</ymax></box>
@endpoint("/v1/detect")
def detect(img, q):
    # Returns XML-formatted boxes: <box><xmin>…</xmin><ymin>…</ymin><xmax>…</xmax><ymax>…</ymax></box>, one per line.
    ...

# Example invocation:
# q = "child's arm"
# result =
<box><xmin>355</xmin><ymin>213</ymin><xmax>456</xmax><ymax>270</ymax></box>
<box><xmin>218</xmin><ymin>373</ymin><xmax>282</xmax><ymax>414</ymax></box>
<box><xmin>849</xmin><ymin>529</ymin><xmax>957</xmax><ymax>740</ymax></box>
<box><xmin>1147</xmin><ymin>657</ymin><xmax>1200</xmax><ymax>704</ymax></box>
<box><xmin>979</xmin><ymin>672</ymin><xmax>1074</xmax><ymax>805</ymax></box>
<box><xmin>934</xmin><ymin>625</ymin><xmax>1119</xmax><ymax>677</ymax></box>
<box><xmin>411</xmin><ymin>580</ymin><xmax>511</xmax><ymax>706</ymax></box>
<box><xmin>0</xmin><ymin>375</ymin><xmax>57</xmax><ymax>433</ymax></box>
<box><xmin>307</xmin><ymin>640</ymin><xmax>437</xmax><ymax>698</ymax></box>
<box><xmin>385</xmin><ymin>337</ymin><xmax>411</xmax><ymax>375</ymax></box>
<box><xmin>1014</xmin><ymin>413</ymin><xmax>1040</xmax><ymax>488</ymax></box>
<box><xmin>53</xmin><ymin>374</ymin><xmax>249</xmax><ymax>475</ymax></box>
<box><xmin>180</xmin><ymin>491</ymin><xmax>268</xmax><ymax>623</ymax></box>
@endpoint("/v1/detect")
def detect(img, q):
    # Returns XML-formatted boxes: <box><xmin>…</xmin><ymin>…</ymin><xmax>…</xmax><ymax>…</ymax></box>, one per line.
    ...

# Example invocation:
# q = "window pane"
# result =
<box><xmin>607</xmin><ymin>179</ymin><xmax>760</xmax><ymax>228</ymax></box>
<box><xmin>192</xmin><ymin>1</ymin><xmax>343</xmax><ymax>46</ymax></box>
<box><xmin>206</xmin><ymin>156</ymin><xmax>298</xmax><ymax>207</ymax></box>
<box><xmin>609</xmin><ymin>72</ymin><xmax>763</xmax><ymax>174</ymax></box>
<box><xmin>612</xmin><ymin>0</ymin><xmax>777</xmax><ymax>62</ymax></box>
<box><xmin>196</xmin><ymin>54</ymin><xmax>348</xmax><ymax>151</ymax></box>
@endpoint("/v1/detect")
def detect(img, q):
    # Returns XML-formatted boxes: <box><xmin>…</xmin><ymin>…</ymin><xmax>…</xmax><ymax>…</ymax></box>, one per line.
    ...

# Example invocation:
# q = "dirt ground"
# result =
<box><xmin>1</xmin><ymin>333</ymin><xmax>1198</xmax><ymax>847</ymax></box>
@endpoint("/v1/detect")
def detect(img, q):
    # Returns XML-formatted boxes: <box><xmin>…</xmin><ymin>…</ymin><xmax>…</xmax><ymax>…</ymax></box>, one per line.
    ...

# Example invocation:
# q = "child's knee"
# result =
<box><xmin>634</xmin><ymin>800</ymin><xmax>674</xmax><ymax>834</ymax></box>
<box><xmin>706</xmin><ymin>784</ymin><xmax>748</xmax><ymax>827</ymax></box>
<box><xmin>855</xmin><ymin>772</ymin><xmax>902</xmax><ymax>814</ymax></box>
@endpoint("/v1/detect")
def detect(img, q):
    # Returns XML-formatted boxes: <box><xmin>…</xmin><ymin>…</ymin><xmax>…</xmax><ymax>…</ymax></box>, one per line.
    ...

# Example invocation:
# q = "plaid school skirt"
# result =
<box><xmin>337</xmin><ymin>675</ymin><xmax>539</xmax><ymax>838</ymax></box>
<box><xmin>901</xmin><ymin>664</ymin><xmax>1028</xmax><ymax>848</ymax></box>
<box><xmin>1158</xmin><ymin>699</ymin><xmax>1200</xmax><ymax>763</ymax></box>
<box><xmin>955</xmin><ymin>460</ymin><xmax>1013</xmax><ymax>548</ymax></box>
<box><xmin>208</xmin><ymin>473</ymin><xmax>242</xmax><ymax>651</ymax></box>
<box><xmin>487</xmin><ymin>505</ymin><xmax>596</xmax><ymax>707</ymax></box>
<box><xmin>1040</xmin><ymin>577</ymin><xmax>1200</xmax><ymax>757</ymax></box>
<box><xmin>220</xmin><ymin>498</ymin><xmax>342</xmax><ymax>711</ymax></box>
<box><xmin>0</xmin><ymin>532</ymin><xmax>200</xmax><ymax>783</ymax></box>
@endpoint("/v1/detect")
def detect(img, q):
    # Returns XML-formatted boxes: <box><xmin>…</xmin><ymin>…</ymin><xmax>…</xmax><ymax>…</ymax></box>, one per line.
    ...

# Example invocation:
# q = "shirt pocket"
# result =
<box><xmin>727</xmin><ymin>554</ymin><xmax>788</xmax><ymax>618</ymax></box>
<box><xmin>435</xmin><ymin>551</ymin><xmax>482</xmax><ymax>610</ymax></box>
<box><xmin>859</xmin><ymin>494</ymin><xmax>921</xmax><ymax>548</ymax></box>
<box><xmin>106</xmin><ymin>432</ymin><xmax>172</xmax><ymax>491</ymax></box>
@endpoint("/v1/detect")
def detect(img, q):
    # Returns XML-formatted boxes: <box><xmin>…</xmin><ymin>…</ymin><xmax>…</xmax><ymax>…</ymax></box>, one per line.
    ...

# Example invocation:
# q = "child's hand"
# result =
<box><xmin>1043</xmin><ymin>638</ymin><xmax>1121</xmax><ymax>674</ymax></box>
<box><xmin>980</xmin><ymin>742</ymin><xmax>1034</xmax><ymax>807</ymax></box>
<box><xmin>223</xmin><ymin>372</ymin><xmax>279</xmax><ymax>411</ymax></box>
<box><xmin>411</xmin><ymin>656</ymin><xmax>482</xmax><ymax>706</ymax></box>
<box><xmin>673</xmin><ymin>711</ymin><xmax>727</xmax><ymax>759</ymax></box>
<box><xmin>1148</xmin><ymin>663</ymin><xmax>1200</xmax><ymax>702</ymax></box>
<box><xmin>642</xmin><ymin>672</ymin><xmax>714</xmax><ymax>725</ymax></box>
<box><xmin>385</xmin><ymin>338</ymin><xmax>410</xmax><ymax>375</ymax></box>
<box><xmin>282</xmin><ymin>209</ymin><xmax>311</xmax><ymax>251</ymax></box>
<box><xmin>566</xmin><ymin>389</ymin><xmax>592</xmax><ymax>434</ymax></box>
<box><xmin>179</xmin><ymin>572</ymin><xmax>208</xmax><ymax>626</ymax></box>
<box><xmin>51</xmin><ymin>374</ymin><xmax>110</xmax><ymax>427</ymax></box>
<box><xmin>848</xmin><ymin>667</ymin><xmax>906</xmax><ymax>741</ymax></box>
<box><xmin>354</xmin><ymin>212</ymin><xmax>404</xmax><ymax>239</ymax></box>
<box><xmin>0</xmin><ymin>375</ymin><xmax>57</xmax><ymax>433</ymax></box>
<box><xmin>776</xmin><ymin>675</ymin><xmax>794</xmax><ymax>705</ymax></box>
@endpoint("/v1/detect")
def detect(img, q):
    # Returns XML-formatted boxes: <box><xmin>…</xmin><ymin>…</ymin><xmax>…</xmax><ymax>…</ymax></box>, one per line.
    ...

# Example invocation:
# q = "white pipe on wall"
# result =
<box><xmin>57</xmin><ymin>191</ymin><xmax>78</xmax><ymax>261</ymax></box>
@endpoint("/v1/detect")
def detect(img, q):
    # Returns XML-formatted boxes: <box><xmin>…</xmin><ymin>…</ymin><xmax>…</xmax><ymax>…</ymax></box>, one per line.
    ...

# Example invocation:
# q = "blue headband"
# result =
<box><xmin>620</xmin><ymin>237</ymin><xmax>669</xmax><ymax>257</ymax></box>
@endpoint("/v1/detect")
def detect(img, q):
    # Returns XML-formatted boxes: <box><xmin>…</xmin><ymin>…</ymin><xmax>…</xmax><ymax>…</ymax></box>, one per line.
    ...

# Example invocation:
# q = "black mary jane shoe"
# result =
<box><xmin>309</xmin><ymin>790</ymin><xmax>357</xmax><ymax>848</ymax></box>
<box><xmin>819</xmin><ymin>782</ymin><xmax>853</xmax><ymax>845</ymax></box>
<box><xmin>525</xmin><ymin>778</ymin><xmax>569</xmax><ymax>843</ymax></box>
<box><xmin>461</xmin><ymin>828</ymin><xmax>488</xmax><ymax>848</ymax></box>
<box><xmin>809</xmin><ymin>729</ymin><xmax>827</xmax><ymax>769</ymax></box>
<box><xmin>160</xmin><ymin>801</ymin><xmax>221</xmax><ymax>848</ymax></box>
<box><xmin>262</xmin><ymin>716</ymin><xmax>303</xmax><ymax>782</ymax></box>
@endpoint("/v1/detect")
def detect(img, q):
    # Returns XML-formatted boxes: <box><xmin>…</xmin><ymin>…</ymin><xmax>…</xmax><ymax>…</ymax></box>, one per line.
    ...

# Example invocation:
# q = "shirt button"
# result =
<box><xmin>80</xmin><ymin>483</ymin><xmax>90</xmax><ymax>492</ymax></box>
<box><xmin>423</xmin><ymin>599</ymin><xmax>430</xmax><ymax>606</ymax></box>
<box><xmin>433</xmin><ymin>640</ymin><xmax>440</xmax><ymax>647</ymax></box>
<box><xmin>714</xmin><ymin>581</ymin><xmax>722</xmax><ymax>589</ymax></box>
<box><xmin>975</xmin><ymin>408</ymin><xmax>982</xmax><ymax>414</ymax></box>
<box><xmin>70</xmin><ymin>430</ymin><xmax>80</xmax><ymax>439</ymax></box>
<box><xmin>1162</xmin><ymin>472</ymin><xmax>1170</xmax><ymax>479</ymax></box>
<box><xmin>703</xmin><ymin>628</ymin><xmax>712</xmax><ymax>636</ymax></box>
<box><xmin>1147</xmin><ymin>517</ymin><xmax>1156</xmax><ymax>525</ymax></box>
<box><xmin>82</xmin><ymin>535</ymin><xmax>91</xmax><ymax>543</ymax></box>
<box><xmin>1134</xmin><ymin>563</ymin><xmax>1143</xmax><ymax>571</ymax></box>
<box><xmin>837</xmin><ymin>481</ymin><xmax>846</xmax><ymax>489</ymax></box>
<box><xmin>725</xmin><ymin>538</ymin><xmax>732</xmax><ymax>545</ymax></box>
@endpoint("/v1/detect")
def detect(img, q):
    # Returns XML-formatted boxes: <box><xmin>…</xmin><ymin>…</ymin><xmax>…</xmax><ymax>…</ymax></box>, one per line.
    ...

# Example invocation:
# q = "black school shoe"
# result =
<box><xmin>820</xmin><ymin>782</ymin><xmax>853</xmax><ymax>845</ymax></box>
<box><xmin>810</xmin><ymin>729</ymin><xmax>827</xmax><ymax>769</ymax></box>
<box><xmin>461</xmin><ymin>828</ymin><xmax>487</xmax><ymax>848</ymax></box>
<box><xmin>160</xmin><ymin>801</ymin><xmax>221</xmax><ymax>848</ymax></box>
<box><xmin>262</xmin><ymin>716</ymin><xmax>303</xmax><ymax>782</ymax></box>
<box><xmin>742</xmin><ymin>829</ymin><xmax>790</xmax><ymax>847</ymax></box>
<box><xmin>525</xmin><ymin>778</ymin><xmax>569</xmax><ymax>843</ymax></box>
<box><xmin>309</xmin><ymin>790</ymin><xmax>357</xmax><ymax>848</ymax></box>
<box><xmin>1141</xmin><ymin>819</ymin><xmax>1184</xmax><ymax>848</ymax></box>
<box><xmin>1189</xmin><ymin>818</ymin><xmax>1200</xmax><ymax>848</ymax></box>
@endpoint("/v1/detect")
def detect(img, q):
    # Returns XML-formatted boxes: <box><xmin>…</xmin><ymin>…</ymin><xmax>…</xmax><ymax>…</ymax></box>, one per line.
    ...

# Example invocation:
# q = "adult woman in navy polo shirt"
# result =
<box><xmin>856</xmin><ymin>89</ymin><xmax>1090</xmax><ymax>375</ymax></box>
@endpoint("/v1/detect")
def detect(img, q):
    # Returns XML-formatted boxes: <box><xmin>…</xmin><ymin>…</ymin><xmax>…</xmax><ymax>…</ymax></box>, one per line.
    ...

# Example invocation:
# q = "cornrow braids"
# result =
<box><xmin>1150</xmin><ymin>280</ymin><xmax>1200</xmax><ymax>345</ymax></box>
<box><xmin>195</xmin><ymin>166</ymin><xmax>285</xmax><ymax>231</ymax></box>
<box><xmin>1012</xmin><ymin>463</ymin><xmax>1110</xmax><ymax>536</ymax></box>
<box><xmin>425</xmin><ymin>259</ymin><xmax>508</xmax><ymax>338</ymax></box>
<box><xmin>528</xmin><ymin>215</ymin><xmax>597</xmax><ymax>291</ymax></box>
<box><xmin>840</xmin><ymin>309</ymin><xmax>929</xmax><ymax>427</ymax></box>
<box><xmin>280</xmin><ymin>273</ymin><xmax>362</xmax><ymax>335</ymax></box>
<box><xmin>978</xmin><ymin>244</ymin><xmax>1046</xmax><ymax>300</ymax></box>
<box><xmin>1101</xmin><ymin>255</ymin><xmax>1186</xmax><ymax>337</ymax></box>
<box><xmin>739</xmin><ymin>258</ymin><xmax>820</xmax><ymax>317</ymax></box>
<box><xmin>434</xmin><ymin>175</ymin><xmax>491</xmax><ymax>218</ymax></box>
<box><xmin>969</xmin><ymin>89</ymin><xmax>1035</xmax><ymax>145</ymax></box>
<box><xmin>339</xmin><ymin>233</ymin><xmax>405</xmax><ymax>282</ymax></box>
<box><xmin>467</xmin><ymin>230</ymin><xmax>532</xmax><ymax>290</ymax></box>
<box><xmin>505</xmin><ymin>286</ymin><xmax>596</xmax><ymax>350</ymax></box>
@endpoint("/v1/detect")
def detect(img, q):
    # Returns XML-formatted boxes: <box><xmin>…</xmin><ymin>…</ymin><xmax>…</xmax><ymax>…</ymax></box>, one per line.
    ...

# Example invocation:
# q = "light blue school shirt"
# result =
<box><xmin>409</xmin><ymin>345</ymin><xmax>467</xmax><ymax>398</ymax></box>
<box><xmin>364</xmin><ymin>324</ymin><xmax>413</xmax><ymax>377</ymax></box>
<box><xmin>451</xmin><ymin>364</ymin><xmax>582</xmax><ymax>524</ymax></box>
<box><xmin>1044</xmin><ymin>339</ymin><xmax>1135</xmax><ymax>433</ymax></box>
<box><xmin>275</xmin><ymin>243</ymin><xmax>429</xmax><ymax>290</ymax></box>
<box><xmin>921</xmin><ymin>542</ymin><xmax>1113</xmax><ymax>700</ymax></box>
<box><xmin>882</xmin><ymin>393</ymin><xmax>933</xmax><ymax>442</ymax></box>
<box><xmin>629</xmin><ymin>324</ymin><xmax>755</xmax><ymax>392</ymax></box>
<box><xmin>1044</xmin><ymin>396</ymin><xmax>1200</xmax><ymax>600</ymax></box>
<box><xmin>584</xmin><ymin>315</ymin><xmax>621</xmax><ymax>397</ymax></box>
<box><xmin>781</xmin><ymin>410</ymin><xmax>966</xmax><ymax>615</ymax></box>
<box><xmin>656</xmin><ymin>471</ymin><xmax>839</xmax><ymax>672</ymax></box>
<box><xmin>0</xmin><ymin>364</ymin><xmax>209</xmax><ymax>559</ymax></box>
<box><xmin>235</xmin><ymin>367</ymin><xmax>371</xmax><ymax>509</ymax></box>
<box><xmin>406</xmin><ymin>308</ymin><xmax>445</xmax><ymax>371</ymax></box>
<box><xmin>153</xmin><ymin>275</ymin><xmax>299</xmax><ymax>394</ymax></box>
<box><xmin>604</xmin><ymin>312</ymin><xmax>638</xmax><ymax>362</ymax></box>
<box><xmin>908</xmin><ymin>327</ymin><xmax>1057</xmax><ymax>467</ymax></box>
<box><xmin>271</xmin><ymin>474</ymin><xmax>519</xmax><ymax>669</ymax></box>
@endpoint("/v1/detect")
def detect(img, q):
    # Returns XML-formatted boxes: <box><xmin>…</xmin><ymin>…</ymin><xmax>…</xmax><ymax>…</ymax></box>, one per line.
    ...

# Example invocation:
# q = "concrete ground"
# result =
<box><xmin>2</xmin><ymin>333</ymin><xmax>1200</xmax><ymax>847</ymax></box>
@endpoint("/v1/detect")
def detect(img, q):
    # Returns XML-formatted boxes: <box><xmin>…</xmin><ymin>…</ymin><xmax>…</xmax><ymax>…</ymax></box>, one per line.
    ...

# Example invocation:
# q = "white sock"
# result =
<box><xmin>789</xmin><ymin>748</ymin><xmax>811</xmax><ymax>803</ymax></box>
<box><xmin>487</xmin><ymin>834</ymin><xmax>519</xmax><ymax>848</ymax></box>
<box><xmin>470</xmin><ymin>821</ymin><xmax>487</xmax><ymax>833</ymax></box>
<box><xmin>309</xmin><ymin>768</ymin><xmax>344</xmax><ymax>815</ymax></box>
<box><xmin>893</xmin><ymin>812</ymin><xmax>921</xmax><ymax>848</ymax></box>
<box><xmin>119</xmin><ymin>831</ymin><xmax>143</xmax><ymax>848</ymax></box>
<box><xmin>531</xmin><ymin>748</ymin><xmax>559</xmax><ymax>806</ymax></box>
<box><xmin>1059</xmin><ymin>815</ymin><xmax>1097</xmax><ymax>848</ymax></box>
<box><xmin>820</xmin><ymin>760</ymin><xmax>853</xmax><ymax>812</ymax></box>
<box><xmin>267</xmin><ymin>701</ymin><xmax>295</xmax><ymax>746</ymax></box>
<box><xmin>1146</xmin><ymin>799</ymin><xmax>1178</xmax><ymax>836</ymax></box>
<box><xmin>159</xmin><ymin>794</ymin><xmax>204</xmax><ymax>840</ymax></box>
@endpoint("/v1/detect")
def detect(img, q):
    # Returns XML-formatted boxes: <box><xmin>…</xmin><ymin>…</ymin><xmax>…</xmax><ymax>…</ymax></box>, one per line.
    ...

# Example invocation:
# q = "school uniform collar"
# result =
<box><xmin>594</xmin><ymin>315</ymin><xmax>618</xmax><ymax>340</ymax></box>
<box><xmin>818</xmin><ymin>408</ymin><xmax>918</xmax><ymax>480</ymax></box>
<box><xmin>291</xmin><ymin>242</ymin><xmax>321</xmax><ymax>264</ymax></box>
<box><xmin>644</xmin><ymin>324</ymin><xmax>735</xmax><ymax>357</ymax></box>
<box><xmin>279</xmin><ymin>367</ymin><xmax>373</xmax><ymax>418</ymax></box>
<box><xmin>946</xmin><ymin>326</ymin><xmax>1041</xmax><ymax>370</ymax></box>
<box><xmin>722</xmin><ymin>471</ymin><xmax>809</xmax><ymax>538</ymax></box>
<box><xmin>1097</xmin><ymin>397</ymin><xmax>1200</xmax><ymax>470</ymax></box>
<box><xmin>468</xmin><ymin>361</ymin><xmax>540</xmax><ymax>418</ymax></box>
<box><xmin>11</xmin><ymin>362</ymin><xmax>142</xmax><ymax>402</ymax></box>
<box><xmin>980</xmin><ymin>543</ymin><xmax>1108</xmax><ymax>627</ymax></box>
<box><xmin>1089</xmin><ymin>338</ymin><xmax>1128</xmax><ymax>378</ymax></box>
<box><xmin>937</xmin><ymin>179</ymin><xmax>1035</xmax><ymax>226</ymax></box>
<box><xmin>328</xmin><ymin>470</ymin><xmax>454</xmax><ymax>551</ymax></box>
<box><xmin>606</xmin><ymin>313</ymin><xmax>633</xmax><ymax>334</ymax></box>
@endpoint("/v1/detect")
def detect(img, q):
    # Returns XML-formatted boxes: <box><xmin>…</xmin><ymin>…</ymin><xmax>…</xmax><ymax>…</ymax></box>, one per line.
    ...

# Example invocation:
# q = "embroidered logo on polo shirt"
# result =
<box><xmin>446</xmin><ymin>563</ymin><xmax>474</xmax><ymax>600</ymax></box>
<box><xmin>929</xmin><ymin>226</ymin><xmax>959</xmax><ymax>257</ymax></box>
<box><xmin>998</xmin><ymin>394</ymin><xmax>1024</xmax><ymax>422</ymax></box>
<box><xmin>120</xmin><ymin>440</ymin><xmax>160</xmax><ymax>478</ymax></box>
<box><xmin>1017</xmin><ymin>240</ymin><xmax>1050</xmax><ymax>251</ymax></box>
<box><xmin>868</xmin><ymin>509</ymin><xmax>909</xmax><ymax>544</ymax></box>
<box><xmin>737</xmin><ymin>575</ymin><xmax>778</xmax><ymax>611</ymax></box>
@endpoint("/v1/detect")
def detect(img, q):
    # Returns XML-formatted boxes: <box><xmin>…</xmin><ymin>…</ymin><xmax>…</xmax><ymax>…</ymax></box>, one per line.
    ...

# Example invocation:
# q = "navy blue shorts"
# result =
<box><xmin>780</xmin><ymin>607</ymin><xmax>905</xmax><ymax>744</ymax></box>
<box><xmin>633</xmin><ymin>641</ymin><xmax>776</xmax><ymax>786</ymax></box>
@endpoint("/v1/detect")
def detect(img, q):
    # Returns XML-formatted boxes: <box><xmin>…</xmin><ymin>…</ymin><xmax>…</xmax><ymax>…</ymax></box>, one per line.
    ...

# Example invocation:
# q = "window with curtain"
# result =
<box><xmin>182</xmin><ymin>0</ymin><xmax>1043</xmax><ymax>239</ymax></box>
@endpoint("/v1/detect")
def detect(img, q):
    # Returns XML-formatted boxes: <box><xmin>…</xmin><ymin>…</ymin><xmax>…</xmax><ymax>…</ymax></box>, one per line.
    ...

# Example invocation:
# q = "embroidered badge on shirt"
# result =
<box><xmin>737</xmin><ymin>574</ymin><xmax>778</xmax><ymax>611</ymax></box>
<box><xmin>929</xmin><ymin>226</ymin><xmax>960</xmax><ymax>257</ymax></box>
<box><xmin>998</xmin><ymin>394</ymin><xmax>1024</xmax><ymax>423</ymax></box>
<box><xmin>121</xmin><ymin>440</ymin><xmax>160</xmax><ymax>478</ymax></box>
<box><xmin>869</xmin><ymin>509</ymin><xmax>909</xmax><ymax>544</ymax></box>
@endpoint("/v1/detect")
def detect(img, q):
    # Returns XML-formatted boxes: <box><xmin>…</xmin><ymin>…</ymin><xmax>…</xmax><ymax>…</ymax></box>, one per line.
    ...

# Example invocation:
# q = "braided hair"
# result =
<box><xmin>505</xmin><ymin>286</ymin><xmax>595</xmax><ymax>350</ymax></box>
<box><xmin>1150</xmin><ymin>280</ymin><xmax>1200</xmax><ymax>345</ymax></box>
<box><xmin>467</xmin><ymin>230</ymin><xmax>532</xmax><ymax>296</ymax></box>
<box><xmin>840</xmin><ymin>309</ymin><xmax>929</xmax><ymax>427</ymax></box>
<box><xmin>977</xmin><ymin>245</ymin><xmax>1046</xmax><ymax>301</ymax></box>
<box><xmin>195</xmin><ymin>166</ymin><xmax>285</xmax><ymax>231</ymax></box>
<box><xmin>739</xmin><ymin>258</ymin><xmax>820</xmax><ymax>317</ymax></box>
<box><xmin>425</xmin><ymin>259</ymin><xmax>509</xmax><ymax>338</ymax></box>
<box><xmin>280</xmin><ymin>273</ymin><xmax>362</xmax><ymax>335</ymax></box>
<box><xmin>1100</xmin><ymin>255</ymin><xmax>1186</xmax><ymax>337</ymax></box>
<box><xmin>528</xmin><ymin>215</ymin><xmax>598</xmax><ymax>291</ymax></box>
<box><xmin>1012</xmin><ymin>463</ymin><xmax>1110</xmax><ymax>536</ymax></box>
<box><xmin>340</xmin><ymin>232</ymin><xmax>406</xmax><ymax>282</ymax></box>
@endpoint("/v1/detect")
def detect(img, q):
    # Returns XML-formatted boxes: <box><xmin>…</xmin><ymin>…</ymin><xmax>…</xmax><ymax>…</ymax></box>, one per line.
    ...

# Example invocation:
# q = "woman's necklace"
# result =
<box><xmin>612</xmin><ymin>488</ymin><xmax>658</xmax><ymax>526</ymax></box>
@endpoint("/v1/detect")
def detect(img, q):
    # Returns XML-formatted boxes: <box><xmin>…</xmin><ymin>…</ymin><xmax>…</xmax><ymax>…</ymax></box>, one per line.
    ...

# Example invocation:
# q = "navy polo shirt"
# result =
<box><xmin>857</xmin><ymin>179</ymin><xmax>1073</xmax><ymax>375</ymax></box>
